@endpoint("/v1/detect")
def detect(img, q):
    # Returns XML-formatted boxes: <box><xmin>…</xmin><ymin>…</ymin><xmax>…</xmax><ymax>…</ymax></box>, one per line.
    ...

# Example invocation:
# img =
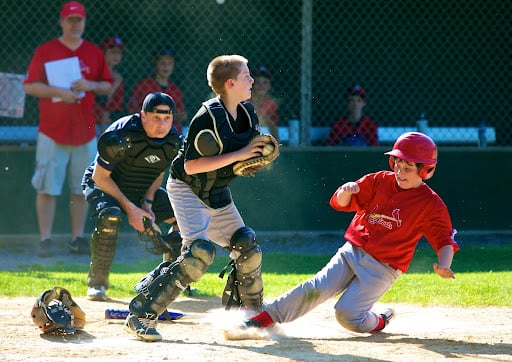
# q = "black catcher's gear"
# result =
<box><xmin>129</xmin><ymin>239</ymin><xmax>216</xmax><ymax>319</ymax></box>
<box><xmin>31</xmin><ymin>286</ymin><xmax>86</xmax><ymax>335</ymax></box>
<box><xmin>170</xmin><ymin>98</ymin><xmax>259</xmax><ymax>208</ymax></box>
<box><xmin>88</xmin><ymin>207</ymin><xmax>122</xmax><ymax>289</ymax></box>
<box><xmin>221</xmin><ymin>227</ymin><xmax>263</xmax><ymax>310</ymax></box>
<box><xmin>139</xmin><ymin>217</ymin><xmax>182</xmax><ymax>258</ymax></box>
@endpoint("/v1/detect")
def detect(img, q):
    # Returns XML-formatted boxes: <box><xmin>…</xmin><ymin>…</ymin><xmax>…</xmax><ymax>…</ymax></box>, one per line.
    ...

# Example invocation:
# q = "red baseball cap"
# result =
<box><xmin>60</xmin><ymin>1</ymin><xmax>86</xmax><ymax>19</ymax></box>
<box><xmin>100</xmin><ymin>37</ymin><xmax>125</xmax><ymax>50</ymax></box>
<box><xmin>347</xmin><ymin>84</ymin><xmax>366</xmax><ymax>99</ymax></box>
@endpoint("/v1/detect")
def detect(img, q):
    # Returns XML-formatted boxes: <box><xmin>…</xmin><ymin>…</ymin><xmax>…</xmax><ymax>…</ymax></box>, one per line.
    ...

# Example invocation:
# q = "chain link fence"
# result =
<box><xmin>0</xmin><ymin>0</ymin><xmax>510</xmax><ymax>146</ymax></box>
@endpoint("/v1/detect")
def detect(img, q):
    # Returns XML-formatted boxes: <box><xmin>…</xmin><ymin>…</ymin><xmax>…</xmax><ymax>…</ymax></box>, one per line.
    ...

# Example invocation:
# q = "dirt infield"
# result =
<box><xmin>1</xmin><ymin>231</ymin><xmax>512</xmax><ymax>361</ymax></box>
<box><xmin>1</xmin><ymin>296</ymin><xmax>511</xmax><ymax>362</ymax></box>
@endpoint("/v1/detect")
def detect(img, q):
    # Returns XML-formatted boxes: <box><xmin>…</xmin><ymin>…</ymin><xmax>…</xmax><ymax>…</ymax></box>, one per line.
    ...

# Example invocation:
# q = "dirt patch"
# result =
<box><xmin>1</xmin><ymin>231</ymin><xmax>512</xmax><ymax>361</ymax></box>
<box><xmin>2</xmin><ymin>296</ymin><xmax>511</xmax><ymax>362</ymax></box>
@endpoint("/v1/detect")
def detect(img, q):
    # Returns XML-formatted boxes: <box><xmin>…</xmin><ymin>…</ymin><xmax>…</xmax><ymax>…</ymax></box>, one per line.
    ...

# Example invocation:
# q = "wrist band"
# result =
<box><xmin>143</xmin><ymin>199</ymin><xmax>153</xmax><ymax>204</ymax></box>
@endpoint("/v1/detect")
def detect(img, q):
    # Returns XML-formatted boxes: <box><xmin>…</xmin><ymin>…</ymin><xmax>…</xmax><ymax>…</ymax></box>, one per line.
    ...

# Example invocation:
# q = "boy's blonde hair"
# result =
<box><xmin>207</xmin><ymin>55</ymin><xmax>248</xmax><ymax>96</ymax></box>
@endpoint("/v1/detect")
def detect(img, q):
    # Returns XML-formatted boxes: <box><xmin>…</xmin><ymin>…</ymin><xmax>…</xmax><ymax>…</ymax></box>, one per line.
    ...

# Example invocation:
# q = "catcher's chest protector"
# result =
<box><xmin>110</xmin><ymin>117</ymin><xmax>181</xmax><ymax>201</ymax></box>
<box><xmin>203</xmin><ymin>98</ymin><xmax>259</xmax><ymax>154</ymax></box>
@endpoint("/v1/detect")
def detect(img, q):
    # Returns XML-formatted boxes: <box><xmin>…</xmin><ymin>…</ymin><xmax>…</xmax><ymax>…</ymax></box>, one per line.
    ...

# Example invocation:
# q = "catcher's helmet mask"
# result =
<box><xmin>385</xmin><ymin>132</ymin><xmax>437</xmax><ymax>180</ymax></box>
<box><xmin>30</xmin><ymin>286</ymin><xmax>86</xmax><ymax>335</ymax></box>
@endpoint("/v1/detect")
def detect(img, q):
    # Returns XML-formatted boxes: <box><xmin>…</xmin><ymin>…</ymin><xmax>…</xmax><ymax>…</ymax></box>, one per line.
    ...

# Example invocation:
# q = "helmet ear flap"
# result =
<box><xmin>419</xmin><ymin>164</ymin><xmax>436</xmax><ymax>180</ymax></box>
<box><xmin>388</xmin><ymin>156</ymin><xmax>395</xmax><ymax>172</ymax></box>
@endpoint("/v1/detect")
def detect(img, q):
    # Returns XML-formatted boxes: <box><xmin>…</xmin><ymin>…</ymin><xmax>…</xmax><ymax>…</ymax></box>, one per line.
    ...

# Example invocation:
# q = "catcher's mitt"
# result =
<box><xmin>30</xmin><ymin>286</ymin><xmax>86</xmax><ymax>335</ymax></box>
<box><xmin>233</xmin><ymin>134</ymin><xmax>280</xmax><ymax>177</ymax></box>
<box><xmin>139</xmin><ymin>218</ymin><xmax>182</xmax><ymax>259</ymax></box>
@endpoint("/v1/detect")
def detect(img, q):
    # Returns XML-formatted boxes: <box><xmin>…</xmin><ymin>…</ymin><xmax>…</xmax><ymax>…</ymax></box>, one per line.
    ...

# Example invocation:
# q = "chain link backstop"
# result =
<box><xmin>0</xmin><ymin>0</ymin><xmax>510</xmax><ymax>146</ymax></box>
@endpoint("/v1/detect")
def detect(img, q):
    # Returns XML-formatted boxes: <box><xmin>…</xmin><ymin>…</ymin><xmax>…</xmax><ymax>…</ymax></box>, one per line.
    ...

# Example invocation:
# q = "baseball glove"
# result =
<box><xmin>138</xmin><ymin>217</ymin><xmax>182</xmax><ymax>259</ymax></box>
<box><xmin>233</xmin><ymin>134</ymin><xmax>280</xmax><ymax>177</ymax></box>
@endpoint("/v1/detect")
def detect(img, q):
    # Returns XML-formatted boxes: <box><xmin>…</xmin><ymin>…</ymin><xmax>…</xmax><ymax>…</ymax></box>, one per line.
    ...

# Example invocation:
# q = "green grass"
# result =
<box><xmin>2</xmin><ymin>244</ymin><xmax>511</xmax><ymax>307</ymax></box>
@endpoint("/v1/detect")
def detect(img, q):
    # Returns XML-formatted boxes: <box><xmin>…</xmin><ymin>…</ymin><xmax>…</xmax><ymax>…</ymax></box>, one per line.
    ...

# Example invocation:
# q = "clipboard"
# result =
<box><xmin>44</xmin><ymin>56</ymin><xmax>85</xmax><ymax>102</ymax></box>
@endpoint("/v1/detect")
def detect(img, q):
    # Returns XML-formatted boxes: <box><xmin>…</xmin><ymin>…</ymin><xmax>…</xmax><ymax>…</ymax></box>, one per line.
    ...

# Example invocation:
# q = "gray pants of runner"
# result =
<box><xmin>264</xmin><ymin>242</ymin><xmax>402</xmax><ymax>333</ymax></box>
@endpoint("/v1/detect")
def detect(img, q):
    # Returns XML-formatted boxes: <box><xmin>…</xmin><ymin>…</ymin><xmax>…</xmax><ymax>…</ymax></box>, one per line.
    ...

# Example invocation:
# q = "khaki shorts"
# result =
<box><xmin>31</xmin><ymin>133</ymin><xmax>96</xmax><ymax>196</ymax></box>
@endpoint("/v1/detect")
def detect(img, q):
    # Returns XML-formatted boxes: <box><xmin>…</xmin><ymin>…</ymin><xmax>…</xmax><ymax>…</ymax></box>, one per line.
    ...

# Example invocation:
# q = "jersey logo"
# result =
<box><xmin>367</xmin><ymin>206</ymin><xmax>402</xmax><ymax>230</ymax></box>
<box><xmin>144</xmin><ymin>155</ymin><xmax>161</xmax><ymax>164</ymax></box>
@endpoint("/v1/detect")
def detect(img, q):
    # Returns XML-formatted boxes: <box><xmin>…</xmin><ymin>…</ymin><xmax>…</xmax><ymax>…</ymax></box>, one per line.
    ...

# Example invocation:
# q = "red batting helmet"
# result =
<box><xmin>384</xmin><ymin>132</ymin><xmax>437</xmax><ymax>180</ymax></box>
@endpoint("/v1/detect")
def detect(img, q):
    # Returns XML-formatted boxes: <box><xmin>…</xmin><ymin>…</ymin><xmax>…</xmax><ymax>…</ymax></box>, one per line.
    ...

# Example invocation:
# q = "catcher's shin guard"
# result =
<box><xmin>129</xmin><ymin>239</ymin><xmax>216</xmax><ymax>319</ymax></box>
<box><xmin>87</xmin><ymin>208</ymin><xmax>122</xmax><ymax>289</ymax></box>
<box><xmin>222</xmin><ymin>227</ymin><xmax>263</xmax><ymax>310</ymax></box>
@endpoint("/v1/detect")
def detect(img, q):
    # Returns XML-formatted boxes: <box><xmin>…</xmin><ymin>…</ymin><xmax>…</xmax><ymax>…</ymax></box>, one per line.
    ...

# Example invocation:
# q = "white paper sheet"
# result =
<box><xmin>44</xmin><ymin>56</ymin><xmax>85</xmax><ymax>102</ymax></box>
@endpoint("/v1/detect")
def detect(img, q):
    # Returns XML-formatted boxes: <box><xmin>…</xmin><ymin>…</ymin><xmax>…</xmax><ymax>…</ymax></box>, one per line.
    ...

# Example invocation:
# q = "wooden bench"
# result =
<box><xmin>260</xmin><ymin>125</ymin><xmax>496</xmax><ymax>146</ymax></box>
<box><xmin>0</xmin><ymin>126</ymin><xmax>38</xmax><ymax>144</ymax></box>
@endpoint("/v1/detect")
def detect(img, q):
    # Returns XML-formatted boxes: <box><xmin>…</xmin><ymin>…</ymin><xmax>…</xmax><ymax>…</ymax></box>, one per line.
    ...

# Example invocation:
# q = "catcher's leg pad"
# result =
<box><xmin>222</xmin><ymin>227</ymin><xmax>263</xmax><ymax>310</ymax></box>
<box><xmin>88</xmin><ymin>207</ymin><xmax>122</xmax><ymax>288</ymax></box>
<box><xmin>129</xmin><ymin>239</ymin><xmax>216</xmax><ymax>318</ymax></box>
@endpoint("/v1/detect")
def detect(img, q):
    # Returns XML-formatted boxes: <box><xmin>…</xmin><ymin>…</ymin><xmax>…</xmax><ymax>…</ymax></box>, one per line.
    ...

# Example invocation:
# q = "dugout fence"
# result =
<box><xmin>0</xmin><ymin>0</ymin><xmax>510</xmax><ymax>146</ymax></box>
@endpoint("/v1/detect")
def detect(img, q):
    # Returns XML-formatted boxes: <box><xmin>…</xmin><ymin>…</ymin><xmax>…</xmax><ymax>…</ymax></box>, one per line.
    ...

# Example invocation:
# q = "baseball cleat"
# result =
<box><xmin>87</xmin><ymin>286</ymin><xmax>107</xmax><ymax>301</ymax></box>
<box><xmin>69</xmin><ymin>237</ymin><xmax>90</xmax><ymax>255</ymax></box>
<box><xmin>380</xmin><ymin>308</ymin><xmax>395</xmax><ymax>326</ymax></box>
<box><xmin>37</xmin><ymin>238</ymin><xmax>54</xmax><ymax>258</ymax></box>
<box><xmin>124</xmin><ymin>314</ymin><xmax>162</xmax><ymax>342</ymax></box>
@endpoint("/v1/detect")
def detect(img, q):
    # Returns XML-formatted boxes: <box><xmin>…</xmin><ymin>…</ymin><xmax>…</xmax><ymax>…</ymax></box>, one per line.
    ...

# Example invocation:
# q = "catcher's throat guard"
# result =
<box><xmin>30</xmin><ymin>286</ymin><xmax>86</xmax><ymax>335</ymax></box>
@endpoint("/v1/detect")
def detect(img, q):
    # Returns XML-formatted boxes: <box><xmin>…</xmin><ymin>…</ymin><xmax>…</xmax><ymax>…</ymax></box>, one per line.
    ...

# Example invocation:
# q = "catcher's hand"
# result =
<box><xmin>233</xmin><ymin>134</ymin><xmax>280</xmax><ymax>177</ymax></box>
<box><xmin>139</xmin><ymin>218</ymin><xmax>181</xmax><ymax>257</ymax></box>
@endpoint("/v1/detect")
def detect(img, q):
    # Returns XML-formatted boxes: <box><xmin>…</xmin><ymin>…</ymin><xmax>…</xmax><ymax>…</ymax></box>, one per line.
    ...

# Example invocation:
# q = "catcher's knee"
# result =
<box><xmin>181</xmin><ymin>239</ymin><xmax>216</xmax><ymax>281</ymax></box>
<box><xmin>96</xmin><ymin>207</ymin><xmax>122</xmax><ymax>233</ymax></box>
<box><xmin>224</xmin><ymin>227</ymin><xmax>263</xmax><ymax>309</ymax></box>
<box><xmin>229</xmin><ymin>227</ymin><xmax>261</xmax><ymax>273</ymax></box>
<box><xmin>130</xmin><ymin>239</ymin><xmax>216</xmax><ymax>318</ymax></box>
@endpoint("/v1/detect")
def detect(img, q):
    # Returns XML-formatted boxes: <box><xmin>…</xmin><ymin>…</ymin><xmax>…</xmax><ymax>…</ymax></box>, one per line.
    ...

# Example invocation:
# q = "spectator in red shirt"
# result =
<box><xmin>327</xmin><ymin>84</ymin><xmax>379</xmax><ymax>146</ymax></box>
<box><xmin>250</xmin><ymin>66</ymin><xmax>280</xmax><ymax>141</ymax></box>
<box><xmin>127</xmin><ymin>47</ymin><xmax>186</xmax><ymax>134</ymax></box>
<box><xmin>94</xmin><ymin>37</ymin><xmax>126</xmax><ymax>135</ymax></box>
<box><xmin>23</xmin><ymin>1</ymin><xmax>113</xmax><ymax>258</ymax></box>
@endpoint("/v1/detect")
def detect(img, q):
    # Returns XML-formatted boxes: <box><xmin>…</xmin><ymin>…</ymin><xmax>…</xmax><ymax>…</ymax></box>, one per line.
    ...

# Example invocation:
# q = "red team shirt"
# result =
<box><xmin>24</xmin><ymin>39</ymin><xmax>113</xmax><ymax>145</ymax></box>
<box><xmin>94</xmin><ymin>79</ymin><xmax>124</xmax><ymax>126</ymax></box>
<box><xmin>127</xmin><ymin>78</ymin><xmax>185</xmax><ymax>134</ymax></box>
<box><xmin>330</xmin><ymin>171</ymin><xmax>459</xmax><ymax>272</ymax></box>
<box><xmin>252</xmin><ymin>96</ymin><xmax>279</xmax><ymax>127</ymax></box>
<box><xmin>327</xmin><ymin>115</ymin><xmax>379</xmax><ymax>146</ymax></box>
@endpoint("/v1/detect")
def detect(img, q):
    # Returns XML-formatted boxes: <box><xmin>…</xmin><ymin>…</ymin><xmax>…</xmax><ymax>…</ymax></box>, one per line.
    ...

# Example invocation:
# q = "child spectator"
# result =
<box><xmin>327</xmin><ymin>84</ymin><xmax>379</xmax><ymax>146</ymax></box>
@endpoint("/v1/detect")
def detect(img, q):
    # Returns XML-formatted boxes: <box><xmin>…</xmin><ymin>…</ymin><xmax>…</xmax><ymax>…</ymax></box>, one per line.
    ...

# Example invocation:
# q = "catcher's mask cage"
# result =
<box><xmin>30</xmin><ymin>286</ymin><xmax>86</xmax><ymax>335</ymax></box>
<box><xmin>384</xmin><ymin>131</ymin><xmax>437</xmax><ymax>180</ymax></box>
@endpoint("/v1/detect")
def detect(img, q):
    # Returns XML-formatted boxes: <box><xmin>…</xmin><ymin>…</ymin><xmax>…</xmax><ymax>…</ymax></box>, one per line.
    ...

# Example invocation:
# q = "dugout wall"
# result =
<box><xmin>0</xmin><ymin>148</ymin><xmax>509</xmax><ymax>235</ymax></box>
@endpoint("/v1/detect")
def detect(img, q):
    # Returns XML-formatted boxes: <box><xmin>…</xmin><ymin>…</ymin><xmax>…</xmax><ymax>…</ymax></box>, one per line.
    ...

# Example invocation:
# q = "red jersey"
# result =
<box><xmin>94</xmin><ymin>79</ymin><xmax>124</xmax><ymax>125</ymax></box>
<box><xmin>329</xmin><ymin>171</ymin><xmax>459</xmax><ymax>272</ymax></box>
<box><xmin>327</xmin><ymin>115</ymin><xmax>379</xmax><ymax>146</ymax></box>
<box><xmin>127</xmin><ymin>77</ymin><xmax>184</xmax><ymax>134</ymax></box>
<box><xmin>251</xmin><ymin>96</ymin><xmax>279</xmax><ymax>127</ymax></box>
<box><xmin>24</xmin><ymin>38</ymin><xmax>113</xmax><ymax>145</ymax></box>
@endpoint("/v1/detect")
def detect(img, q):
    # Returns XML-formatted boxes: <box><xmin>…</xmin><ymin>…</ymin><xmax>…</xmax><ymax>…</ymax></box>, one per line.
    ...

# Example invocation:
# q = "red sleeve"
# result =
<box><xmin>327</xmin><ymin>117</ymin><xmax>348</xmax><ymax>146</ymax></box>
<box><xmin>127</xmin><ymin>78</ymin><xmax>152</xmax><ymax>113</ymax></box>
<box><xmin>106</xmin><ymin>80</ymin><xmax>124</xmax><ymax>111</ymax></box>
<box><xmin>268</xmin><ymin>99</ymin><xmax>279</xmax><ymax>126</ymax></box>
<box><xmin>361</xmin><ymin>116</ymin><xmax>379</xmax><ymax>146</ymax></box>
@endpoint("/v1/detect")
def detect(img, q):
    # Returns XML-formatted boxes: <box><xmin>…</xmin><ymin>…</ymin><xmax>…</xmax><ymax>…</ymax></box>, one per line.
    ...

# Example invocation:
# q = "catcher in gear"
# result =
<box><xmin>82</xmin><ymin>92</ymin><xmax>183</xmax><ymax>302</ymax></box>
<box><xmin>242</xmin><ymin>132</ymin><xmax>458</xmax><ymax>334</ymax></box>
<box><xmin>124</xmin><ymin>55</ymin><xmax>268</xmax><ymax>342</ymax></box>
<box><xmin>31</xmin><ymin>286</ymin><xmax>86</xmax><ymax>335</ymax></box>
